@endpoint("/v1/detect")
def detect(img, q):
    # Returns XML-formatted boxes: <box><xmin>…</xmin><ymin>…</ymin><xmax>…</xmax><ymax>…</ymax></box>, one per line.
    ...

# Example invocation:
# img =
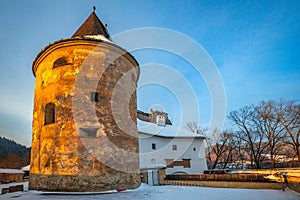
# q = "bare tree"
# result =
<box><xmin>229</xmin><ymin>106</ymin><xmax>267</xmax><ymax>169</ymax></box>
<box><xmin>185</xmin><ymin>121</ymin><xmax>207</xmax><ymax>134</ymax></box>
<box><xmin>232</xmin><ymin>135</ymin><xmax>248</xmax><ymax>169</ymax></box>
<box><xmin>256</xmin><ymin>100</ymin><xmax>288</xmax><ymax>168</ymax></box>
<box><xmin>278</xmin><ymin>101</ymin><xmax>300</xmax><ymax>165</ymax></box>
<box><xmin>219</xmin><ymin>132</ymin><xmax>238</xmax><ymax>169</ymax></box>
<box><xmin>206</xmin><ymin>129</ymin><xmax>236</xmax><ymax>169</ymax></box>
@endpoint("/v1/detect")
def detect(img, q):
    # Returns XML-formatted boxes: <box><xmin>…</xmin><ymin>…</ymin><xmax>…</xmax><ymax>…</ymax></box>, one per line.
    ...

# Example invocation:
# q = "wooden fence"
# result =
<box><xmin>166</xmin><ymin>174</ymin><xmax>273</xmax><ymax>182</ymax></box>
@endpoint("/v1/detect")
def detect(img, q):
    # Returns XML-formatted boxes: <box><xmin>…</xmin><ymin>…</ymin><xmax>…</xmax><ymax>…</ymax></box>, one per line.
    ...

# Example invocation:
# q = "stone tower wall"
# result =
<box><xmin>30</xmin><ymin>39</ymin><xmax>140</xmax><ymax>192</ymax></box>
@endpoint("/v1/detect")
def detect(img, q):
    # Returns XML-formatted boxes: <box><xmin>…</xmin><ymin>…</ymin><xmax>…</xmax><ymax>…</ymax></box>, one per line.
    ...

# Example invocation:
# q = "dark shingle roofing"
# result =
<box><xmin>72</xmin><ymin>11</ymin><xmax>110</xmax><ymax>39</ymax></box>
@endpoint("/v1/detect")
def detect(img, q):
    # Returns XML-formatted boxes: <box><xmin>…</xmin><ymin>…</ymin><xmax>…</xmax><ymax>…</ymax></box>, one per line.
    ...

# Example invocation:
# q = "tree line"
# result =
<box><xmin>0</xmin><ymin>137</ymin><xmax>30</xmax><ymax>169</ymax></box>
<box><xmin>187</xmin><ymin>99</ymin><xmax>299</xmax><ymax>169</ymax></box>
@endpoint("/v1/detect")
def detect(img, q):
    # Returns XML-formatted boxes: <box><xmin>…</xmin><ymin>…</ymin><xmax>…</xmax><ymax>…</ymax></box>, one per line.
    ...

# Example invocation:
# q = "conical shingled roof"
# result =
<box><xmin>72</xmin><ymin>11</ymin><xmax>110</xmax><ymax>39</ymax></box>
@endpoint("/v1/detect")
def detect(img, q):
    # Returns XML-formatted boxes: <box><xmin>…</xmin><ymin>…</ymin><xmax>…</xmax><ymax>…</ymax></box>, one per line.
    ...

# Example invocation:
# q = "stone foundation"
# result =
<box><xmin>29</xmin><ymin>173</ymin><xmax>140</xmax><ymax>192</ymax></box>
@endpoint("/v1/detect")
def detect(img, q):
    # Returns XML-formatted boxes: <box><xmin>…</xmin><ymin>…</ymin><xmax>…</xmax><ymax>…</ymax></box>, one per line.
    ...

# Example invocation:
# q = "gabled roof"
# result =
<box><xmin>72</xmin><ymin>10</ymin><xmax>110</xmax><ymax>39</ymax></box>
<box><xmin>138</xmin><ymin>121</ymin><xmax>206</xmax><ymax>139</ymax></box>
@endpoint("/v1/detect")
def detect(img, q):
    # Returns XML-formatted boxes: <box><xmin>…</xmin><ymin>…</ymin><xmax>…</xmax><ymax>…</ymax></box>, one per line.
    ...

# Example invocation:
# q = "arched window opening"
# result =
<box><xmin>44</xmin><ymin>103</ymin><xmax>55</xmax><ymax>125</ymax></box>
<box><xmin>53</xmin><ymin>57</ymin><xmax>71</xmax><ymax>69</ymax></box>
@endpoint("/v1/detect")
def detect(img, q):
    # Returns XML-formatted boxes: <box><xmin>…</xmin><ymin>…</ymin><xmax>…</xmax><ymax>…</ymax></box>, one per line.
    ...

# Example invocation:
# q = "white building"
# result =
<box><xmin>138</xmin><ymin>119</ymin><xmax>207</xmax><ymax>185</ymax></box>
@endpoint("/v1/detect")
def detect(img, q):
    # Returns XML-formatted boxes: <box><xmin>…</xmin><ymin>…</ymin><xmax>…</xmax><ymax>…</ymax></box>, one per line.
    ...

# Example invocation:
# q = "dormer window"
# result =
<box><xmin>156</xmin><ymin>115</ymin><xmax>166</xmax><ymax>126</ymax></box>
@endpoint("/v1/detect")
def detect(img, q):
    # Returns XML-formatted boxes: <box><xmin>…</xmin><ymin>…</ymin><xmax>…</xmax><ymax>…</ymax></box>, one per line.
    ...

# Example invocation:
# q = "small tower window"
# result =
<box><xmin>53</xmin><ymin>57</ymin><xmax>69</xmax><ymax>69</ymax></box>
<box><xmin>193</xmin><ymin>147</ymin><xmax>196</xmax><ymax>151</ymax></box>
<box><xmin>152</xmin><ymin>143</ymin><xmax>156</xmax><ymax>150</ymax></box>
<box><xmin>79</xmin><ymin>128</ymin><xmax>98</xmax><ymax>138</ymax></box>
<box><xmin>172</xmin><ymin>145</ymin><xmax>177</xmax><ymax>151</ymax></box>
<box><xmin>91</xmin><ymin>92</ymin><xmax>99</xmax><ymax>102</ymax></box>
<box><xmin>44</xmin><ymin>103</ymin><xmax>55</xmax><ymax>125</ymax></box>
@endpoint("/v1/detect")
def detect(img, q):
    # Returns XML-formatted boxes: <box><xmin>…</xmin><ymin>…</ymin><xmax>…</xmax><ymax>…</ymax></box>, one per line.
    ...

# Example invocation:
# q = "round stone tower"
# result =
<box><xmin>29</xmin><ymin>9</ymin><xmax>140</xmax><ymax>192</ymax></box>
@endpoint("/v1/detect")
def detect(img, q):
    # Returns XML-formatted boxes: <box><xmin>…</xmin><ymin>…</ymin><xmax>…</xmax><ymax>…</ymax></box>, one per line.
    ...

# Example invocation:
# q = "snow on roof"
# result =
<box><xmin>140</xmin><ymin>164</ymin><xmax>166</xmax><ymax>170</ymax></box>
<box><xmin>83</xmin><ymin>35</ymin><xmax>113</xmax><ymax>43</ymax></box>
<box><xmin>0</xmin><ymin>168</ymin><xmax>24</xmax><ymax>174</ymax></box>
<box><xmin>21</xmin><ymin>165</ymin><xmax>30</xmax><ymax>171</ymax></box>
<box><xmin>138</xmin><ymin>121</ymin><xmax>205</xmax><ymax>139</ymax></box>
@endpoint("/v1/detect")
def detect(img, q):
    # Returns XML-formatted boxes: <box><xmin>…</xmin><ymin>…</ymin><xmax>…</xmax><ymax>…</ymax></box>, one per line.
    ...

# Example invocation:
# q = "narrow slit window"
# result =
<box><xmin>91</xmin><ymin>92</ymin><xmax>99</xmax><ymax>102</ymax></box>
<box><xmin>44</xmin><ymin>103</ymin><xmax>55</xmax><ymax>125</ymax></box>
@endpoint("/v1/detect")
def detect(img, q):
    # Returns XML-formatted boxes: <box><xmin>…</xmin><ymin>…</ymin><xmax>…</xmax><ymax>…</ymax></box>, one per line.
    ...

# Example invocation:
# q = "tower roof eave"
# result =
<box><xmin>31</xmin><ymin>38</ymin><xmax>139</xmax><ymax>78</ymax></box>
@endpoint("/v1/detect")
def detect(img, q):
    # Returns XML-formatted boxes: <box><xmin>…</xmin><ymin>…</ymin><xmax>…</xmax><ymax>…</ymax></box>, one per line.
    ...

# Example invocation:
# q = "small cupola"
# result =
<box><xmin>72</xmin><ymin>6</ymin><xmax>111</xmax><ymax>41</ymax></box>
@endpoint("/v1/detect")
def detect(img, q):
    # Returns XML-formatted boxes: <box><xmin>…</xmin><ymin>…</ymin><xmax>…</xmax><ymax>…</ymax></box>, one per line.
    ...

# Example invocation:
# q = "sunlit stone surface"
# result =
<box><xmin>29</xmin><ymin>12</ymin><xmax>140</xmax><ymax>192</ymax></box>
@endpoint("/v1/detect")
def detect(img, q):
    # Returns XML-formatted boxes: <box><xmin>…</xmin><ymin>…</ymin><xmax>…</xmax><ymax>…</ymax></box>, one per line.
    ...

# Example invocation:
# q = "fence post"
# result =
<box><xmin>281</xmin><ymin>172</ymin><xmax>288</xmax><ymax>191</ymax></box>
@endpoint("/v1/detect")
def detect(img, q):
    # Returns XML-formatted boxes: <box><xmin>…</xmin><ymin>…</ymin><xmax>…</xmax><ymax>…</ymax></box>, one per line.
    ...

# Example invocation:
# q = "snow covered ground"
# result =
<box><xmin>1</xmin><ymin>182</ymin><xmax>300</xmax><ymax>200</ymax></box>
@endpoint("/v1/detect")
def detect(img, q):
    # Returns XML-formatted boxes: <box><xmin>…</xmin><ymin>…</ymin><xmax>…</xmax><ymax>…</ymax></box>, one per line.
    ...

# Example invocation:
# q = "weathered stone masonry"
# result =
<box><xmin>30</xmin><ymin>11</ymin><xmax>141</xmax><ymax>192</ymax></box>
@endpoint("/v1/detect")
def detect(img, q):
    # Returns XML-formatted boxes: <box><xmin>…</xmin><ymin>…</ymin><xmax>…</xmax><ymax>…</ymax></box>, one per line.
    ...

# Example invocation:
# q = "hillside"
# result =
<box><xmin>0</xmin><ymin>137</ymin><xmax>30</xmax><ymax>169</ymax></box>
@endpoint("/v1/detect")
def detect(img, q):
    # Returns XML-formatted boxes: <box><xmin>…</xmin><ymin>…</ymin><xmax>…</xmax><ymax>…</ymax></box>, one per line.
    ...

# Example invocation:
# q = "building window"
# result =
<box><xmin>156</xmin><ymin>115</ymin><xmax>166</xmax><ymax>126</ymax></box>
<box><xmin>53</xmin><ymin>57</ymin><xmax>70</xmax><ymax>69</ymax></box>
<box><xmin>152</xmin><ymin>143</ymin><xmax>156</xmax><ymax>150</ymax></box>
<box><xmin>193</xmin><ymin>147</ymin><xmax>196</xmax><ymax>151</ymax></box>
<box><xmin>172</xmin><ymin>145</ymin><xmax>177</xmax><ymax>151</ymax></box>
<box><xmin>44</xmin><ymin>103</ymin><xmax>55</xmax><ymax>125</ymax></box>
<box><xmin>79</xmin><ymin>128</ymin><xmax>98</xmax><ymax>138</ymax></box>
<box><xmin>91</xmin><ymin>92</ymin><xmax>99</xmax><ymax>102</ymax></box>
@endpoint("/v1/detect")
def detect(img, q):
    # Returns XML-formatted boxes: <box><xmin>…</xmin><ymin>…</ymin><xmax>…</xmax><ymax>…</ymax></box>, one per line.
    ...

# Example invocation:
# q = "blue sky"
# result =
<box><xmin>0</xmin><ymin>0</ymin><xmax>299</xmax><ymax>146</ymax></box>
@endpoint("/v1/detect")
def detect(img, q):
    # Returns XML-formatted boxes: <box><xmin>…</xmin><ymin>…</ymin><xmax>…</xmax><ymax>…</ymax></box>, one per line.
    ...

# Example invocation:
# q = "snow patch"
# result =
<box><xmin>1</xmin><ymin>183</ymin><xmax>299</xmax><ymax>200</ymax></box>
<box><xmin>21</xmin><ymin>165</ymin><xmax>30</xmax><ymax>171</ymax></box>
<box><xmin>0</xmin><ymin>169</ymin><xmax>24</xmax><ymax>174</ymax></box>
<box><xmin>83</xmin><ymin>35</ymin><xmax>113</xmax><ymax>43</ymax></box>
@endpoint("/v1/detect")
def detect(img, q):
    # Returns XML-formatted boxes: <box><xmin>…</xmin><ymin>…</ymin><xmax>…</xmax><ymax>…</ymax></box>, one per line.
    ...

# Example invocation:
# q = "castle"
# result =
<box><xmin>29</xmin><ymin>8</ymin><xmax>140</xmax><ymax>192</ymax></box>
